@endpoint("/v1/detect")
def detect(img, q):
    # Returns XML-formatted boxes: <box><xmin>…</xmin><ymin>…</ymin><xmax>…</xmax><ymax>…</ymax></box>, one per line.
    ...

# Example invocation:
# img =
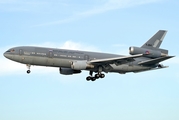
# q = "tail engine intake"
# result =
<box><xmin>129</xmin><ymin>46</ymin><xmax>168</xmax><ymax>58</ymax></box>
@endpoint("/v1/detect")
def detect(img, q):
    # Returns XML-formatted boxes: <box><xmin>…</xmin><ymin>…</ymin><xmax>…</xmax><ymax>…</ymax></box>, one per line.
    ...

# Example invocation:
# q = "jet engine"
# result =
<box><xmin>71</xmin><ymin>60</ymin><xmax>94</xmax><ymax>70</ymax></box>
<box><xmin>59</xmin><ymin>67</ymin><xmax>81</xmax><ymax>75</ymax></box>
<box><xmin>129</xmin><ymin>46</ymin><xmax>167</xmax><ymax>58</ymax></box>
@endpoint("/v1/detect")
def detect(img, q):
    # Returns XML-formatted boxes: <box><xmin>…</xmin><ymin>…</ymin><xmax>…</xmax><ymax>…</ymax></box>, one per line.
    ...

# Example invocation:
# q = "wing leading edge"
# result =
<box><xmin>88</xmin><ymin>54</ymin><xmax>143</xmax><ymax>65</ymax></box>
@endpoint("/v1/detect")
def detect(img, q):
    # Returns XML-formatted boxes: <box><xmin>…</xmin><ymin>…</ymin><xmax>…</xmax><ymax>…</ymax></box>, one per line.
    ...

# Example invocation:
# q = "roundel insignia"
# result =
<box><xmin>145</xmin><ymin>51</ymin><xmax>150</xmax><ymax>55</ymax></box>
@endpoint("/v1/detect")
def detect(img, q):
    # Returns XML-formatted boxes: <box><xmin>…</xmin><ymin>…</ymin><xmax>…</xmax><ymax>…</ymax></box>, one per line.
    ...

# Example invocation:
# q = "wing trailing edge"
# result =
<box><xmin>138</xmin><ymin>56</ymin><xmax>174</xmax><ymax>66</ymax></box>
<box><xmin>134</xmin><ymin>66</ymin><xmax>169</xmax><ymax>73</ymax></box>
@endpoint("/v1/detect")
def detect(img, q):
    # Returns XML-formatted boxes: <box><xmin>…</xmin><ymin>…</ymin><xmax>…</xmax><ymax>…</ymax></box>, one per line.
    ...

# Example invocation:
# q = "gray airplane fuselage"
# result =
<box><xmin>4</xmin><ymin>30</ymin><xmax>174</xmax><ymax>80</ymax></box>
<box><xmin>4</xmin><ymin>46</ymin><xmax>151</xmax><ymax>73</ymax></box>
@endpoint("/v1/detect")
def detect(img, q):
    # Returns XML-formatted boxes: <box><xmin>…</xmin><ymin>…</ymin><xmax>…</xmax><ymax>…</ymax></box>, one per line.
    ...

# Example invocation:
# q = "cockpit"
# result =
<box><xmin>4</xmin><ymin>48</ymin><xmax>17</xmax><ymax>59</ymax></box>
<box><xmin>6</xmin><ymin>49</ymin><xmax>15</xmax><ymax>53</ymax></box>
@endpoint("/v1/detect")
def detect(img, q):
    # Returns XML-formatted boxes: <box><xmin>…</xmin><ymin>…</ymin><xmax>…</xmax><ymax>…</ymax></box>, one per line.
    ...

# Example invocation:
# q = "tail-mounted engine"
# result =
<box><xmin>129</xmin><ymin>46</ymin><xmax>168</xmax><ymax>58</ymax></box>
<box><xmin>71</xmin><ymin>60</ymin><xmax>94</xmax><ymax>70</ymax></box>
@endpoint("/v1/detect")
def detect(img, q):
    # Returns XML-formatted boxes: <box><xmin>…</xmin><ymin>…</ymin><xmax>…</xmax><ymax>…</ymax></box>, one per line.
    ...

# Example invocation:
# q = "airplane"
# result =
<box><xmin>3</xmin><ymin>30</ymin><xmax>174</xmax><ymax>81</ymax></box>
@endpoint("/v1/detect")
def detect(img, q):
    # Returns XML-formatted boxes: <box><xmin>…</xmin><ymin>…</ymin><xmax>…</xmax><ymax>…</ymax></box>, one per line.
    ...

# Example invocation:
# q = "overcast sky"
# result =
<box><xmin>0</xmin><ymin>0</ymin><xmax>179</xmax><ymax>120</ymax></box>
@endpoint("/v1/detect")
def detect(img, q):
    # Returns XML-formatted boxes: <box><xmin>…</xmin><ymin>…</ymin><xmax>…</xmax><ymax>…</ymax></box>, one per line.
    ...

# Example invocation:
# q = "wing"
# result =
<box><xmin>88</xmin><ymin>54</ymin><xmax>143</xmax><ymax>65</ymax></box>
<box><xmin>138</xmin><ymin>56</ymin><xmax>174</xmax><ymax>66</ymax></box>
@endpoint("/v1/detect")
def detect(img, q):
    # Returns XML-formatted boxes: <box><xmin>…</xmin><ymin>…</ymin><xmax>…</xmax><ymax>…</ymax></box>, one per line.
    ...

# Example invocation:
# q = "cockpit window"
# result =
<box><xmin>6</xmin><ymin>49</ymin><xmax>15</xmax><ymax>52</ymax></box>
<box><xmin>10</xmin><ymin>49</ymin><xmax>15</xmax><ymax>52</ymax></box>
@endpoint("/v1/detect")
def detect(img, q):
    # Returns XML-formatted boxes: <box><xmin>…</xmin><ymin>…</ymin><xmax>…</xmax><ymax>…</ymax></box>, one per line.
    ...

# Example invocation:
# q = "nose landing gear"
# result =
<box><xmin>26</xmin><ymin>64</ymin><xmax>31</xmax><ymax>74</ymax></box>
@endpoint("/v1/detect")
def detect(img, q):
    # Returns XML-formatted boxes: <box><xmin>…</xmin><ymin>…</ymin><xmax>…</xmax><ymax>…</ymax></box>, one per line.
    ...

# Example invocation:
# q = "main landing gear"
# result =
<box><xmin>86</xmin><ymin>73</ymin><xmax>105</xmax><ymax>81</ymax></box>
<box><xmin>26</xmin><ymin>64</ymin><xmax>31</xmax><ymax>74</ymax></box>
<box><xmin>86</xmin><ymin>66</ymin><xmax>105</xmax><ymax>81</ymax></box>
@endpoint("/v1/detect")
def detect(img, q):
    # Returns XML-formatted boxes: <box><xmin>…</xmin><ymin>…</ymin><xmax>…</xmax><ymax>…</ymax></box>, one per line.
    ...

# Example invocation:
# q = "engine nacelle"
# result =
<box><xmin>71</xmin><ymin>60</ymin><xmax>94</xmax><ymax>70</ymax></box>
<box><xmin>59</xmin><ymin>67</ymin><xmax>81</xmax><ymax>75</ymax></box>
<box><xmin>129</xmin><ymin>46</ymin><xmax>166</xmax><ymax>58</ymax></box>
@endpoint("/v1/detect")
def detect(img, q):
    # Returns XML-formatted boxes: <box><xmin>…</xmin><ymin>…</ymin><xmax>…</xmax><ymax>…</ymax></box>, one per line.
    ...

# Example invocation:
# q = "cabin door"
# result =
<box><xmin>84</xmin><ymin>54</ymin><xmax>89</xmax><ymax>60</ymax></box>
<box><xmin>49</xmin><ymin>50</ymin><xmax>53</xmax><ymax>58</ymax></box>
<box><xmin>19</xmin><ymin>49</ymin><xmax>23</xmax><ymax>55</ymax></box>
<box><xmin>47</xmin><ymin>50</ymin><xmax>54</xmax><ymax>66</ymax></box>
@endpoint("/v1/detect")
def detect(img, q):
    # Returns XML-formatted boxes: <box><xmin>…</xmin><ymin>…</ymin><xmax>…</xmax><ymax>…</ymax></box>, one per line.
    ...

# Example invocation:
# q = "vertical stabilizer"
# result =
<box><xmin>141</xmin><ymin>30</ymin><xmax>167</xmax><ymax>49</ymax></box>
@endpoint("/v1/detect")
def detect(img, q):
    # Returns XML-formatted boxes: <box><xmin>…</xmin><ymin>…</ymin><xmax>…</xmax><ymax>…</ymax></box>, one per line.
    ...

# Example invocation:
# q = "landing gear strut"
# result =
<box><xmin>26</xmin><ymin>64</ymin><xmax>31</xmax><ymax>74</ymax></box>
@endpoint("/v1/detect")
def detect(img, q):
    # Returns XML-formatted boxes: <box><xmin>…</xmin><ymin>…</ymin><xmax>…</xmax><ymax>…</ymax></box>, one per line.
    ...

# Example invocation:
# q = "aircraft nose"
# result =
<box><xmin>3</xmin><ymin>52</ymin><xmax>7</xmax><ymax>58</ymax></box>
<box><xmin>3</xmin><ymin>52</ymin><xmax>11</xmax><ymax>59</ymax></box>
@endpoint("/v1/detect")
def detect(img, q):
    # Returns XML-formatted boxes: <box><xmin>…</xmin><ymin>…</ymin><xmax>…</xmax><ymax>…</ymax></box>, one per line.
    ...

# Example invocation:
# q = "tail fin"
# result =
<box><xmin>141</xmin><ymin>30</ymin><xmax>167</xmax><ymax>49</ymax></box>
<box><xmin>141</xmin><ymin>30</ymin><xmax>168</xmax><ymax>55</ymax></box>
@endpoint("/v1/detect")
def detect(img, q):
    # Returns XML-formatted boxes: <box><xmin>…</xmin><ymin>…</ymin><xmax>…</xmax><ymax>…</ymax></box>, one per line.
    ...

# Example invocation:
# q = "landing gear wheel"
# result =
<box><xmin>95</xmin><ymin>74</ymin><xmax>100</xmax><ymax>79</ymax></box>
<box><xmin>100</xmin><ymin>74</ymin><xmax>105</xmax><ymax>78</ymax></box>
<box><xmin>86</xmin><ymin>76</ymin><xmax>91</xmax><ymax>81</ymax></box>
<box><xmin>27</xmin><ymin>70</ymin><xmax>31</xmax><ymax>74</ymax></box>
<box><xmin>91</xmin><ymin>77</ymin><xmax>96</xmax><ymax>81</ymax></box>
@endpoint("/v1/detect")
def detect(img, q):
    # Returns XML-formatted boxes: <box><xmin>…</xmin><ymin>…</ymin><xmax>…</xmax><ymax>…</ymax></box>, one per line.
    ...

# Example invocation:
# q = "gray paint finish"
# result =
<box><xmin>3</xmin><ymin>30</ymin><xmax>174</xmax><ymax>80</ymax></box>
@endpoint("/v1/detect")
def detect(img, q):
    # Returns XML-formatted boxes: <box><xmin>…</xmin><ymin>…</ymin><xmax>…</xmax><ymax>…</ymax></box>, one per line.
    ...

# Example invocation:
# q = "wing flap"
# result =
<box><xmin>138</xmin><ymin>56</ymin><xmax>174</xmax><ymax>65</ymax></box>
<box><xmin>88</xmin><ymin>54</ymin><xmax>143</xmax><ymax>65</ymax></box>
<box><xmin>134</xmin><ymin>66</ymin><xmax>169</xmax><ymax>73</ymax></box>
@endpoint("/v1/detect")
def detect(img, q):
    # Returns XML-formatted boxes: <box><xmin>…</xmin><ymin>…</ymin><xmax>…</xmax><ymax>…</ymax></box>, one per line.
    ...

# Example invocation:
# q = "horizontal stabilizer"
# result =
<box><xmin>138</xmin><ymin>56</ymin><xmax>174</xmax><ymax>66</ymax></box>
